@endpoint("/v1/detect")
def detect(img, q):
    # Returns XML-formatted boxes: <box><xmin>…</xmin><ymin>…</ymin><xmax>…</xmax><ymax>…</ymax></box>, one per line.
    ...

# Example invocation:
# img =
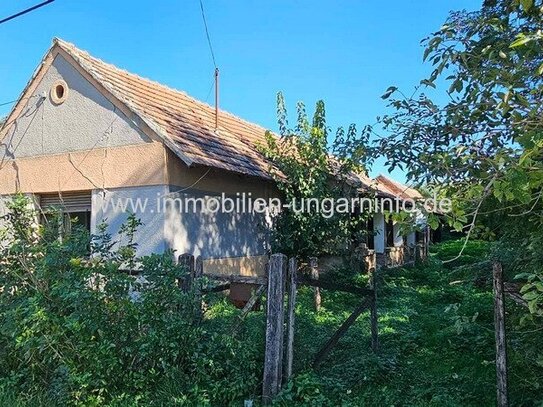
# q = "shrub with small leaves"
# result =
<box><xmin>0</xmin><ymin>195</ymin><xmax>258</xmax><ymax>406</ymax></box>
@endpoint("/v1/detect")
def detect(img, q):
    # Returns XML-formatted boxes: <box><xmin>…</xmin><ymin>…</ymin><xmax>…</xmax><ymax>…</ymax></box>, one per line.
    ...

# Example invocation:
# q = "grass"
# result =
<box><xmin>273</xmin><ymin>239</ymin><xmax>543</xmax><ymax>406</ymax></box>
<box><xmin>2</xmin><ymin>240</ymin><xmax>542</xmax><ymax>406</ymax></box>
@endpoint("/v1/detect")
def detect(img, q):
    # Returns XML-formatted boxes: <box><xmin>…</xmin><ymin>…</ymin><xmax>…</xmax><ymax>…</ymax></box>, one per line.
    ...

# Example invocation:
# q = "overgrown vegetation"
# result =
<box><xmin>266</xmin><ymin>240</ymin><xmax>541</xmax><ymax>406</ymax></box>
<box><xmin>373</xmin><ymin>0</ymin><xmax>543</xmax><ymax>318</ymax></box>
<box><xmin>3</xmin><ymin>2</ymin><xmax>543</xmax><ymax>404</ymax></box>
<box><xmin>2</xmin><ymin>203</ymin><xmax>541</xmax><ymax>406</ymax></box>
<box><xmin>0</xmin><ymin>195</ymin><xmax>261</xmax><ymax>406</ymax></box>
<box><xmin>259</xmin><ymin>92</ymin><xmax>373</xmax><ymax>257</ymax></box>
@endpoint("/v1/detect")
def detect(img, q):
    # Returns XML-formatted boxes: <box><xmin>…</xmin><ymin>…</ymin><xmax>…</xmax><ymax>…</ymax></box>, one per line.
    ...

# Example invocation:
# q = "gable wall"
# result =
<box><xmin>0</xmin><ymin>52</ymin><xmax>168</xmax><ymax>195</ymax></box>
<box><xmin>1</xmin><ymin>53</ymin><xmax>151</xmax><ymax>160</ymax></box>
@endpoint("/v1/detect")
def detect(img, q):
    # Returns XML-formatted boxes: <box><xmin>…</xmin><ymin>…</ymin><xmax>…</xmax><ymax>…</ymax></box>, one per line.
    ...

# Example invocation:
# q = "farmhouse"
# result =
<box><xmin>0</xmin><ymin>38</ymin><xmax>428</xmax><ymax>278</ymax></box>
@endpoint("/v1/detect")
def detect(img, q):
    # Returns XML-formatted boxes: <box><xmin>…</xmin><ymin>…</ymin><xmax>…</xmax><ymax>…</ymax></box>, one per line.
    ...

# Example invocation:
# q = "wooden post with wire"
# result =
<box><xmin>262</xmin><ymin>254</ymin><xmax>287</xmax><ymax>405</ymax></box>
<box><xmin>178</xmin><ymin>253</ymin><xmax>195</xmax><ymax>292</ymax></box>
<box><xmin>493</xmin><ymin>261</ymin><xmax>509</xmax><ymax>407</ymax></box>
<box><xmin>284</xmin><ymin>257</ymin><xmax>297</xmax><ymax>382</ymax></box>
<box><xmin>198</xmin><ymin>0</ymin><xmax>219</xmax><ymax>129</ymax></box>
<box><xmin>194</xmin><ymin>255</ymin><xmax>204</xmax><ymax>319</ymax></box>
<box><xmin>369</xmin><ymin>266</ymin><xmax>379</xmax><ymax>352</ymax></box>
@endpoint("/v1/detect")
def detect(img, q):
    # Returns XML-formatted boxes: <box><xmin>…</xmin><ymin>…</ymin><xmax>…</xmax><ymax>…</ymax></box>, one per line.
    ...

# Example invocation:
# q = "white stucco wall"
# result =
<box><xmin>373</xmin><ymin>213</ymin><xmax>385</xmax><ymax>254</ymax></box>
<box><xmin>1</xmin><ymin>53</ymin><xmax>150</xmax><ymax>161</ymax></box>
<box><xmin>414</xmin><ymin>209</ymin><xmax>428</xmax><ymax>227</ymax></box>
<box><xmin>91</xmin><ymin>185</ymin><xmax>168</xmax><ymax>257</ymax></box>
<box><xmin>164</xmin><ymin>188</ymin><xmax>269</xmax><ymax>260</ymax></box>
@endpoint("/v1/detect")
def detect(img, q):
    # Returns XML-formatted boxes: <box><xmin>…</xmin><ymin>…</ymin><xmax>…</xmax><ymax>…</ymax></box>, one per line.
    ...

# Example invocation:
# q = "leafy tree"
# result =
<box><xmin>260</xmin><ymin>92</ymin><xmax>372</xmax><ymax>257</ymax></box>
<box><xmin>372</xmin><ymin>0</ymin><xmax>543</xmax><ymax>316</ymax></box>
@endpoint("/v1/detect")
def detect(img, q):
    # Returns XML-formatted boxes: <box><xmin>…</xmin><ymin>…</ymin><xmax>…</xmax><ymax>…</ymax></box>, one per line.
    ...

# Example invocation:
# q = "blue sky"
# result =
<box><xmin>0</xmin><ymin>0</ymin><xmax>479</xmax><ymax>181</ymax></box>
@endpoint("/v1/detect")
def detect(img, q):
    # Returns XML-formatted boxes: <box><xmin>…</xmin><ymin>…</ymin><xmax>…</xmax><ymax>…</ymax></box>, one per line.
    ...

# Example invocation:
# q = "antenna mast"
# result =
<box><xmin>214</xmin><ymin>67</ymin><xmax>219</xmax><ymax>130</ymax></box>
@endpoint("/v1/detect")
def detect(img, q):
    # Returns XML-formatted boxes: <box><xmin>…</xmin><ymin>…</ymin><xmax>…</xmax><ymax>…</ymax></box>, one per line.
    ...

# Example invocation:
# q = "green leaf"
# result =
<box><xmin>423</xmin><ymin>47</ymin><xmax>432</xmax><ymax>62</ymax></box>
<box><xmin>452</xmin><ymin>221</ymin><xmax>463</xmax><ymax>232</ymax></box>
<box><xmin>510</xmin><ymin>34</ymin><xmax>531</xmax><ymax>48</ymax></box>
<box><xmin>428</xmin><ymin>214</ymin><xmax>439</xmax><ymax>230</ymax></box>
<box><xmin>522</xmin><ymin>291</ymin><xmax>539</xmax><ymax>300</ymax></box>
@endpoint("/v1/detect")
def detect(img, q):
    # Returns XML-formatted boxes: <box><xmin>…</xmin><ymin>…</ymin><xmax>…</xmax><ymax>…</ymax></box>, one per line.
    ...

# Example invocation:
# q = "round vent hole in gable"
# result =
<box><xmin>50</xmin><ymin>80</ymin><xmax>69</xmax><ymax>104</ymax></box>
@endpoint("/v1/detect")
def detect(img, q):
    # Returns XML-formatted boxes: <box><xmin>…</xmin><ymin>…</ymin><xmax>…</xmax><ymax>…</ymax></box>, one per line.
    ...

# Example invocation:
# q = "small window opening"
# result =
<box><xmin>55</xmin><ymin>84</ymin><xmax>65</xmax><ymax>99</ymax></box>
<box><xmin>50</xmin><ymin>80</ymin><xmax>68</xmax><ymax>104</ymax></box>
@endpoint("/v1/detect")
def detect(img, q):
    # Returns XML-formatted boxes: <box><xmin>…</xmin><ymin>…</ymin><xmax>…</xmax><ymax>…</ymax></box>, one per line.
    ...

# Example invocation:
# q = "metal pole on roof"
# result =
<box><xmin>214</xmin><ymin>67</ymin><xmax>219</xmax><ymax>130</ymax></box>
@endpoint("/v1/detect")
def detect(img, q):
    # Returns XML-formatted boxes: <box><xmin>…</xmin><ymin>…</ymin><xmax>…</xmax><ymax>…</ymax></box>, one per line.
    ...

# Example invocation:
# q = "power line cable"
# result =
<box><xmin>0</xmin><ymin>95</ymin><xmax>41</xmax><ymax>130</ymax></box>
<box><xmin>1</xmin><ymin>95</ymin><xmax>41</xmax><ymax>110</ymax></box>
<box><xmin>198</xmin><ymin>0</ymin><xmax>217</xmax><ymax>69</ymax></box>
<box><xmin>0</xmin><ymin>99</ymin><xmax>19</xmax><ymax>107</ymax></box>
<box><xmin>0</xmin><ymin>0</ymin><xmax>55</xmax><ymax>25</ymax></box>
<box><xmin>204</xmin><ymin>75</ymin><xmax>215</xmax><ymax>103</ymax></box>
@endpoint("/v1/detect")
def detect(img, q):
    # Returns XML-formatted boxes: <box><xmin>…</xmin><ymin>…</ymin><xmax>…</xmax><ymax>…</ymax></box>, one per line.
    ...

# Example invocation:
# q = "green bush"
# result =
<box><xmin>0</xmin><ymin>195</ymin><xmax>258</xmax><ymax>406</ymax></box>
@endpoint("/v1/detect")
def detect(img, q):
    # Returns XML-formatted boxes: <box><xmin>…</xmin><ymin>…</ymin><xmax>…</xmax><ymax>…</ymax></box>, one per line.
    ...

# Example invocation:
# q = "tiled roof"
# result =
<box><xmin>375</xmin><ymin>175</ymin><xmax>423</xmax><ymax>200</ymax></box>
<box><xmin>18</xmin><ymin>39</ymin><xmax>424</xmax><ymax>201</ymax></box>
<box><xmin>55</xmin><ymin>38</ymin><xmax>274</xmax><ymax>179</ymax></box>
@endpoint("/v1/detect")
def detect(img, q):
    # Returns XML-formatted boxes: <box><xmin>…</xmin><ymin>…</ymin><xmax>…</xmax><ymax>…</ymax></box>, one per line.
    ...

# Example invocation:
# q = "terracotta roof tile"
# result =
<box><xmin>375</xmin><ymin>175</ymin><xmax>423</xmax><ymax>200</ymax></box>
<box><xmin>54</xmin><ymin>38</ymin><xmax>274</xmax><ymax>179</ymax></box>
<box><xmin>41</xmin><ymin>40</ymin><xmax>422</xmax><ymax>201</ymax></box>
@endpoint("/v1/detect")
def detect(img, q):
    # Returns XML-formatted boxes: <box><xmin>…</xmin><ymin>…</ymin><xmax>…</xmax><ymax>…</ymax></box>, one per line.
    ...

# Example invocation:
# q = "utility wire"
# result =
<box><xmin>0</xmin><ymin>0</ymin><xmax>55</xmax><ymax>25</ymax></box>
<box><xmin>204</xmin><ymin>75</ymin><xmax>215</xmax><ymax>103</ymax></box>
<box><xmin>0</xmin><ymin>95</ymin><xmax>41</xmax><ymax>130</ymax></box>
<box><xmin>0</xmin><ymin>95</ymin><xmax>40</xmax><ymax>110</ymax></box>
<box><xmin>0</xmin><ymin>99</ymin><xmax>19</xmax><ymax>107</ymax></box>
<box><xmin>199</xmin><ymin>0</ymin><xmax>217</xmax><ymax>68</ymax></box>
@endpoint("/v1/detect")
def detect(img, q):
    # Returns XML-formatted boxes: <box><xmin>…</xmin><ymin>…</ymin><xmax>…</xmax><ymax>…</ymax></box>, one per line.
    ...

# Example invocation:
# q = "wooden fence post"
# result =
<box><xmin>425</xmin><ymin>226</ymin><xmax>430</xmax><ymax>259</ymax></box>
<box><xmin>178</xmin><ymin>253</ymin><xmax>195</xmax><ymax>291</ymax></box>
<box><xmin>284</xmin><ymin>257</ymin><xmax>297</xmax><ymax>382</ymax></box>
<box><xmin>493</xmin><ymin>261</ymin><xmax>509</xmax><ymax>407</ymax></box>
<box><xmin>309</xmin><ymin>257</ymin><xmax>321</xmax><ymax>312</ymax></box>
<box><xmin>262</xmin><ymin>254</ymin><xmax>287</xmax><ymax>405</ymax></box>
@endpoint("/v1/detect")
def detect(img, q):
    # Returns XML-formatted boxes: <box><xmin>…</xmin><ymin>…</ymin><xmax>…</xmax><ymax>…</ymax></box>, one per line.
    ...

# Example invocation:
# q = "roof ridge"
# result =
<box><xmin>376</xmin><ymin>174</ymin><xmax>422</xmax><ymax>199</ymax></box>
<box><xmin>53</xmin><ymin>37</ymin><xmax>271</xmax><ymax>135</ymax></box>
<box><xmin>377</xmin><ymin>174</ymin><xmax>417</xmax><ymax>190</ymax></box>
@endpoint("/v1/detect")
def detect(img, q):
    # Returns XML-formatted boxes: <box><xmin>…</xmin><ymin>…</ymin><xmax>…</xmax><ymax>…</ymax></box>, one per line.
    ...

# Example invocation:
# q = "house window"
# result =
<box><xmin>40</xmin><ymin>192</ymin><xmax>92</xmax><ymax>234</ymax></box>
<box><xmin>64</xmin><ymin>211</ymin><xmax>91</xmax><ymax>233</ymax></box>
